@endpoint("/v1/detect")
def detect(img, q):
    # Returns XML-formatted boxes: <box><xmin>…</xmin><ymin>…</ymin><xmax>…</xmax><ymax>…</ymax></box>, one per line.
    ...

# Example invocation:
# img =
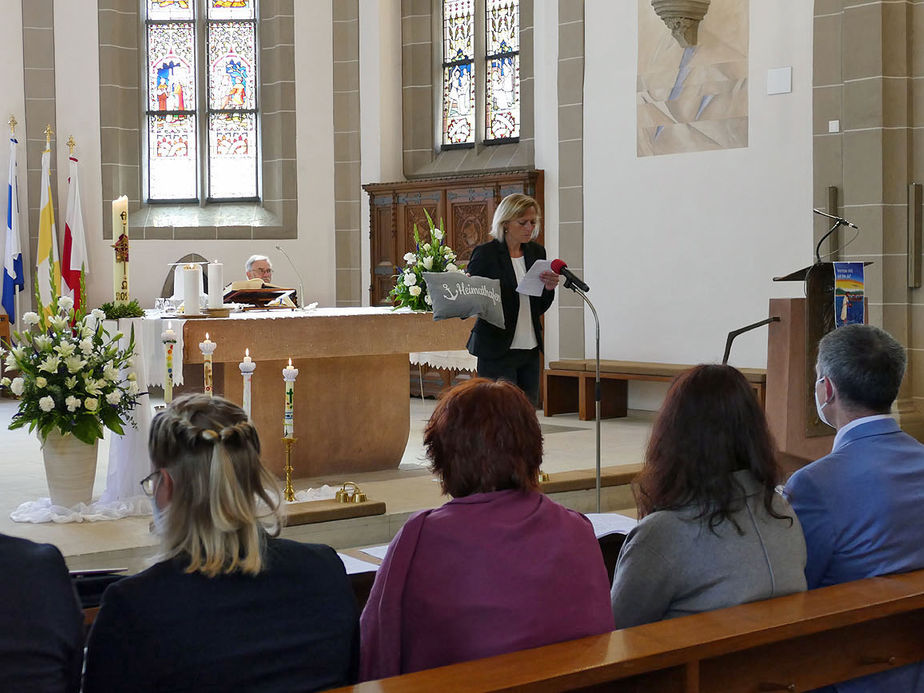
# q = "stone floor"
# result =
<box><xmin>0</xmin><ymin>396</ymin><xmax>653</xmax><ymax>573</ymax></box>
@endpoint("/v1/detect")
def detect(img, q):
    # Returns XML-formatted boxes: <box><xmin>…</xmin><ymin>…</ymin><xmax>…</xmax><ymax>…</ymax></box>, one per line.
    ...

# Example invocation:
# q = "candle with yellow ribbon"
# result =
<box><xmin>199</xmin><ymin>333</ymin><xmax>217</xmax><ymax>397</ymax></box>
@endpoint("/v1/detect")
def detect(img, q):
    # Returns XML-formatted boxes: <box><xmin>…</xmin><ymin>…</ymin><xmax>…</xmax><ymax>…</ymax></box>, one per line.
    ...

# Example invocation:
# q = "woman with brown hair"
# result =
<box><xmin>360</xmin><ymin>378</ymin><xmax>612</xmax><ymax>680</ymax></box>
<box><xmin>84</xmin><ymin>394</ymin><xmax>358</xmax><ymax>693</ymax></box>
<box><xmin>610</xmin><ymin>364</ymin><xmax>807</xmax><ymax>628</ymax></box>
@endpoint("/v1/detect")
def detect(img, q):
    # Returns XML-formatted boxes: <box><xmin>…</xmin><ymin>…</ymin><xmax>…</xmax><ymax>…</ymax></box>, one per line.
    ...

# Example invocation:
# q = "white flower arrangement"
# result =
<box><xmin>1</xmin><ymin>284</ymin><xmax>138</xmax><ymax>444</ymax></box>
<box><xmin>389</xmin><ymin>211</ymin><xmax>464</xmax><ymax>311</ymax></box>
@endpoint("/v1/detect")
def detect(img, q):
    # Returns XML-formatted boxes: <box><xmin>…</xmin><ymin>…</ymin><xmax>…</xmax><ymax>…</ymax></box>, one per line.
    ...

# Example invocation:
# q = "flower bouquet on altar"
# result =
<box><xmin>0</xmin><ymin>280</ymin><xmax>140</xmax><ymax>509</ymax></box>
<box><xmin>389</xmin><ymin>211</ymin><xmax>464</xmax><ymax>311</ymax></box>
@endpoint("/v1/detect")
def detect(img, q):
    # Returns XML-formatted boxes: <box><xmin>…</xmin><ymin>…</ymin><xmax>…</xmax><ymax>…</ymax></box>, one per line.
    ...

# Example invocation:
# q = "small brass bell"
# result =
<box><xmin>538</xmin><ymin>470</ymin><xmax>551</xmax><ymax>483</ymax></box>
<box><xmin>336</xmin><ymin>481</ymin><xmax>367</xmax><ymax>504</ymax></box>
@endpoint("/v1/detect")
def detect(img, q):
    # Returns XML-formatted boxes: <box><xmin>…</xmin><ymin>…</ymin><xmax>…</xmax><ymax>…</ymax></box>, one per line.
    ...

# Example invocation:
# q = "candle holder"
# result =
<box><xmin>199</xmin><ymin>335</ymin><xmax>217</xmax><ymax>397</ymax></box>
<box><xmin>282</xmin><ymin>436</ymin><xmax>297</xmax><ymax>502</ymax></box>
<box><xmin>239</xmin><ymin>356</ymin><xmax>256</xmax><ymax>420</ymax></box>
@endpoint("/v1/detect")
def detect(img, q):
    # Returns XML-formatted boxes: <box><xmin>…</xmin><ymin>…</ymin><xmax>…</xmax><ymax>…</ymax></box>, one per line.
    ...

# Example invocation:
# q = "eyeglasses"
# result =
<box><xmin>140</xmin><ymin>470</ymin><xmax>161</xmax><ymax>497</ymax></box>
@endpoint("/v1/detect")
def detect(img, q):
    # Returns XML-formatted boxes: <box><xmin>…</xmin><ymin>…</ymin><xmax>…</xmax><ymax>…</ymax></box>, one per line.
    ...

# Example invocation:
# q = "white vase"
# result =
<box><xmin>41</xmin><ymin>430</ymin><xmax>99</xmax><ymax>507</ymax></box>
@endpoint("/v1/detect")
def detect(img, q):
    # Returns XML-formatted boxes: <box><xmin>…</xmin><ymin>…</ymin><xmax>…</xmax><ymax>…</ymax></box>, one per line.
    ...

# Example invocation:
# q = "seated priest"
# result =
<box><xmin>83</xmin><ymin>394</ymin><xmax>358</xmax><ymax>692</ymax></box>
<box><xmin>245</xmin><ymin>254</ymin><xmax>273</xmax><ymax>283</ymax></box>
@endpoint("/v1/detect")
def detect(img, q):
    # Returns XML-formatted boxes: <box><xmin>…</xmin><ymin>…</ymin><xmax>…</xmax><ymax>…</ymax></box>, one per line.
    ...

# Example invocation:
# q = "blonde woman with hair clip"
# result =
<box><xmin>466</xmin><ymin>193</ymin><xmax>560</xmax><ymax>406</ymax></box>
<box><xmin>83</xmin><ymin>394</ymin><xmax>358</xmax><ymax>693</ymax></box>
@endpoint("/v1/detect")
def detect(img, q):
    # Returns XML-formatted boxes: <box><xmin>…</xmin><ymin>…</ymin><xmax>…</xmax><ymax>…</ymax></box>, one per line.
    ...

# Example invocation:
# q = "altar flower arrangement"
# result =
<box><xmin>389</xmin><ymin>211</ymin><xmax>464</xmax><ymax>311</ymax></box>
<box><xmin>1</xmin><ymin>288</ymin><xmax>138</xmax><ymax>445</ymax></box>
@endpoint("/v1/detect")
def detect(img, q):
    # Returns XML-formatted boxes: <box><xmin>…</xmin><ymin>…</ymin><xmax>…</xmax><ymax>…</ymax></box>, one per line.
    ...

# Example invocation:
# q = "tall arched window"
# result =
<box><xmin>144</xmin><ymin>0</ymin><xmax>259</xmax><ymax>202</ymax></box>
<box><xmin>441</xmin><ymin>0</ymin><xmax>519</xmax><ymax>150</ymax></box>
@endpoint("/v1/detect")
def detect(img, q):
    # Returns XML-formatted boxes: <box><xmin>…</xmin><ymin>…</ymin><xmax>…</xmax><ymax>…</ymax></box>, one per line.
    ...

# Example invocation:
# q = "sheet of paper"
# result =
<box><xmin>337</xmin><ymin>552</ymin><xmax>380</xmax><ymax>575</ymax></box>
<box><xmin>517</xmin><ymin>259</ymin><xmax>553</xmax><ymax>296</ymax></box>
<box><xmin>585</xmin><ymin>512</ymin><xmax>638</xmax><ymax>539</ymax></box>
<box><xmin>359</xmin><ymin>544</ymin><xmax>390</xmax><ymax>560</ymax></box>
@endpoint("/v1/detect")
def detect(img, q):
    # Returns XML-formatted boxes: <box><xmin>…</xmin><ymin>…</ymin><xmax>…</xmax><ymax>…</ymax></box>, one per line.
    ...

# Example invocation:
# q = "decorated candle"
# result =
<box><xmin>112</xmin><ymin>195</ymin><xmax>129</xmax><ymax>305</ymax></box>
<box><xmin>162</xmin><ymin>321</ymin><xmax>177</xmax><ymax>404</ymax></box>
<box><xmin>239</xmin><ymin>348</ymin><xmax>256</xmax><ymax>419</ymax></box>
<box><xmin>283</xmin><ymin>358</ymin><xmax>298</xmax><ymax>437</ymax></box>
<box><xmin>199</xmin><ymin>332</ymin><xmax>217</xmax><ymax>397</ymax></box>
<box><xmin>207</xmin><ymin>260</ymin><xmax>223</xmax><ymax>310</ymax></box>
<box><xmin>183</xmin><ymin>263</ymin><xmax>201</xmax><ymax>315</ymax></box>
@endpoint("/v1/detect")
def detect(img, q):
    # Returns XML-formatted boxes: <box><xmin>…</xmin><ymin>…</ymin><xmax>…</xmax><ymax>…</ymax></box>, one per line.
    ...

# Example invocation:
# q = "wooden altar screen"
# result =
<box><xmin>363</xmin><ymin>170</ymin><xmax>544</xmax><ymax>305</ymax></box>
<box><xmin>182</xmin><ymin>309</ymin><xmax>473</xmax><ymax>478</ymax></box>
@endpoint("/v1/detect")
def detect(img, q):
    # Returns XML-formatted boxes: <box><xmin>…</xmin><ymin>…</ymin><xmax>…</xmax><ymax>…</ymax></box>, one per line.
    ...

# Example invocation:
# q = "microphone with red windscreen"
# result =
<box><xmin>550</xmin><ymin>259</ymin><xmax>590</xmax><ymax>292</ymax></box>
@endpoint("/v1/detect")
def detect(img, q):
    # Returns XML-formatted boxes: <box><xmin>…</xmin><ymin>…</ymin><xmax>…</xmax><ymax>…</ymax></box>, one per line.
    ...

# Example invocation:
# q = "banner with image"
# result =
<box><xmin>834</xmin><ymin>262</ymin><xmax>864</xmax><ymax>327</ymax></box>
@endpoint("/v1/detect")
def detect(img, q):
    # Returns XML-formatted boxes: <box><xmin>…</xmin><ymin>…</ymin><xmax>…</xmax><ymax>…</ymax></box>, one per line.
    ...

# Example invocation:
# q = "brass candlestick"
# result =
<box><xmin>282</xmin><ymin>436</ymin><xmax>296</xmax><ymax>501</ymax></box>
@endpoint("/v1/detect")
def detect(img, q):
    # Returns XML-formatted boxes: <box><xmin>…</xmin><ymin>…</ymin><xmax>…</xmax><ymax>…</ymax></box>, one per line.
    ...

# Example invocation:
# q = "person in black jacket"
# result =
<box><xmin>0</xmin><ymin>533</ymin><xmax>84</xmax><ymax>693</ymax></box>
<box><xmin>83</xmin><ymin>394</ymin><xmax>358</xmax><ymax>693</ymax></box>
<box><xmin>466</xmin><ymin>193</ymin><xmax>560</xmax><ymax>405</ymax></box>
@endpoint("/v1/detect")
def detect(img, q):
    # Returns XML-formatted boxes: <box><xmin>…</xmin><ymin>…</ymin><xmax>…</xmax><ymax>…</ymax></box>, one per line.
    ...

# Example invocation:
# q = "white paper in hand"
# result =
<box><xmin>517</xmin><ymin>259</ymin><xmax>553</xmax><ymax>296</ymax></box>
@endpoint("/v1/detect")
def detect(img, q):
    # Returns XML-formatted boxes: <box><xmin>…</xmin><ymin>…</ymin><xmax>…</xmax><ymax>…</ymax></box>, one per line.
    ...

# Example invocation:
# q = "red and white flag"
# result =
<box><xmin>62</xmin><ymin>155</ymin><xmax>89</xmax><ymax>310</ymax></box>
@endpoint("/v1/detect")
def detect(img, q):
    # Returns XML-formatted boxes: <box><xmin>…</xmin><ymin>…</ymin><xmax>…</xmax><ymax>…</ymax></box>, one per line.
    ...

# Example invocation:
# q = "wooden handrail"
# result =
<box><xmin>334</xmin><ymin>569</ymin><xmax>924</xmax><ymax>692</ymax></box>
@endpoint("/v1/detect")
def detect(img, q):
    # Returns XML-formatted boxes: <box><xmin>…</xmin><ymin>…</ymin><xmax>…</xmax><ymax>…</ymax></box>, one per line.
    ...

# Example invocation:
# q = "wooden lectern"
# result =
<box><xmin>765</xmin><ymin>264</ymin><xmax>837</xmax><ymax>474</ymax></box>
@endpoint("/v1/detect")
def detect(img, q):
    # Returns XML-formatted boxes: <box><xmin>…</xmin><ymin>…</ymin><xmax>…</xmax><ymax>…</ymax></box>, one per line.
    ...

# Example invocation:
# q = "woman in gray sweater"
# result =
<box><xmin>611</xmin><ymin>364</ymin><xmax>807</xmax><ymax>628</ymax></box>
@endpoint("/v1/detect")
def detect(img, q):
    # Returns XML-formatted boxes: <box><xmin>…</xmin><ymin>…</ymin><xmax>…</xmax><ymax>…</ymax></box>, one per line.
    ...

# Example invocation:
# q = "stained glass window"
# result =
<box><xmin>442</xmin><ymin>0</ymin><xmax>475</xmax><ymax>147</ymax></box>
<box><xmin>485</xmin><ymin>0</ymin><xmax>519</xmax><ymax>142</ymax></box>
<box><xmin>145</xmin><ymin>0</ymin><xmax>259</xmax><ymax>202</ymax></box>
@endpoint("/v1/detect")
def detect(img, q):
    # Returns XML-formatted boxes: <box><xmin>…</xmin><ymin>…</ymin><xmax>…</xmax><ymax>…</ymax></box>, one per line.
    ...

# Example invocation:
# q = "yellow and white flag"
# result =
<box><xmin>36</xmin><ymin>147</ymin><xmax>61</xmax><ymax>309</ymax></box>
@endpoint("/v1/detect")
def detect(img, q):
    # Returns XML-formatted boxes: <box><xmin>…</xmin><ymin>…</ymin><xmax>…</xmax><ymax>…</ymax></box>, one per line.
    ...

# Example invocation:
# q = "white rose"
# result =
<box><xmin>433</xmin><ymin>228</ymin><xmax>444</xmax><ymax>241</ymax></box>
<box><xmin>403</xmin><ymin>272</ymin><xmax>417</xmax><ymax>286</ymax></box>
<box><xmin>106</xmin><ymin>391</ymin><xmax>122</xmax><ymax>405</ymax></box>
<box><xmin>10</xmin><ymin>377</ymin><xmax>24</xmax><ymax>396</ymax></box>
<box><xmin>22</xmin><ymin>311</ymin><xmax>39</xmax><ymax>326</ymax></box>
<box><xmin>446</xmin><ymin>263</ymin><xmax>459</xmax><ymax>272</ymax></box>
<box><xmin>403</xmin><ymin>252</ymin><xmax>416</xmax><ymax>264</ymax></box>
<box><xmin>35</xmin><ymin>376</ymin><xmax>47</xmax><ymax>388</ymax></box>
<box><xmin>65</xmin><ymin>395</ymin><xmax>81</xmax><ymax>412</ymax></box>
<box><xmin>64</xmin><ymin>355</ymin><xmax>86</xmax><ymax>374</ymax></box>
<box><xmin>103</xmin><ymin>365</ymin><xmax>120</xmax><ymax>381</ymax></box>
<box><xmin>84</xmin><ymin>397</ymin><xmax>99</xmax><ymax>412</ymax></box>
<box><xmin>38</xmin><ymin>395</ymin><xmax>55</xmax><ymax>412</ymax></box>
<box><xmin>409</xmin><ymin>285</ymin><xmax>422</xmax><ymax>297</ymax></box>
<box><xmin>79</xmin><ymin>339</ymin><xmax>93</xmax><ymax>355</ymax></box>
<box><xmin>422</xmin><ymin>256</ymin><xmax>434</xmax><ymax>270</ymax></box>
<box><xmin>424</xmin><ymin>294</ymin><xmax>432</xmax><ymax>306</ymax></box>
<box><xmin>57</xmin><ymin>296</ymin><xmax>74</xmax><ymax>313</ymax></box>
<box><xmin>91</xmin><ymin>308</ymin><xmax>105</xmax><ymax>321</ymax></box>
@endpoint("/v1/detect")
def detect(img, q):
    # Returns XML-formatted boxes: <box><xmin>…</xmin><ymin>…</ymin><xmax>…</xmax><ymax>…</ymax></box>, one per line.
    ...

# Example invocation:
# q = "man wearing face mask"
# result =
<box><xmin>784</xmin><ymin>324</ymin><xmax>924</xmax><ymax>693</ymax></box>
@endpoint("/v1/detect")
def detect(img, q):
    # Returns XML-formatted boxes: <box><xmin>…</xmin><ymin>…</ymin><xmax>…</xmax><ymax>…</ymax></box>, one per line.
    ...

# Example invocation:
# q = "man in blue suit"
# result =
<box><xmin>784</xmin><ymin>324</ymin><xmax>924</xmax><ymax>692</ymax></box>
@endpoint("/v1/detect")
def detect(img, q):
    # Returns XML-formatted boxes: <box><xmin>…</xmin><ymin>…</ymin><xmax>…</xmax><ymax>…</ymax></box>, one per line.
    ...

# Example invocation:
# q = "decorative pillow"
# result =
<box><xmin>422</xmin><ymin>272</ymin><xmax>505</xmax><ymax>329</ymax></box>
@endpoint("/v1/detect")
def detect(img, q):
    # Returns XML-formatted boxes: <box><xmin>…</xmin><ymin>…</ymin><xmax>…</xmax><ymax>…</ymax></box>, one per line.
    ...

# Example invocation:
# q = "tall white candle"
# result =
<box><xmin>207</xmin><ymin>260</ymin><xmax>223</xmax><ymax>309</ymax></box>
<box><xmin>112</xmin><ymin>195</ymin><xmax>129</xmax><ymax>305</ymax></box>
<box><xmin>183</xmin><ymin>264</ymin><xmax>201</xmax><ymax>315</ymax></box>
<box><xmin>283</xmin><ymin>358</ymin><xmax>298</xmax><ymax>438</ymax></box>
<box><xmin>199</xmin><ymin>332</ymin><xmax>217</xmax><ymax>397</ymax></box>
<box><xmin>162</xmin><ymin>321</ymin><xmax>177</xmax><ymax>404</ymax></box>
<box><xmin>239</xmin><ymin>348</ymin><xmax>256</xmax><ymax>419</ymax></box>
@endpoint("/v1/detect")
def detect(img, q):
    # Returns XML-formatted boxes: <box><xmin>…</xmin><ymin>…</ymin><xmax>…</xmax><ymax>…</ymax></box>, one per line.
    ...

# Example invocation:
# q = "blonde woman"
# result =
<box><xmin>466</xmin><ymin>193</ymin><xmax>560</xmax><ymax>405</ymax></box>
<box><xmin>84</xmin><ymin>394</ymin><xmax>358</xmax><ymax>693</ymax></box>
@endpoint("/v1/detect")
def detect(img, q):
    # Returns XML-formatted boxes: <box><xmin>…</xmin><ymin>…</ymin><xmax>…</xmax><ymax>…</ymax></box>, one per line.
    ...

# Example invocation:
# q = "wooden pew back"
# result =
<box><xmin>334</xmin><ymin>569</ymin><xmax>924</xmax><ymax>692</ymax></box>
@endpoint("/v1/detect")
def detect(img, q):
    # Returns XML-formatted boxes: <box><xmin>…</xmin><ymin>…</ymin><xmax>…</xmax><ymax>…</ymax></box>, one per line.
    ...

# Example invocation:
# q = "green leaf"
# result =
<box><xmin>72</xmin><ymin>415</ymin><xmax>102</xmax><ymax>445</ymax></box>
<box><xmin>100</xmin><ymin>406</ymin><xmax>125</xmax><ymax>436</ymax></box>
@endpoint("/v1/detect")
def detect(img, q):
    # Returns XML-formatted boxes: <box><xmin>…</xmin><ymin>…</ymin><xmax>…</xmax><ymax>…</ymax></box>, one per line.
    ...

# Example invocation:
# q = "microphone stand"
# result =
<box><xmin>274</xmin><ymin>245</ymin><xmax>306</xmax><ymax>309</ymax></box>
<box><xmin>562</xmin><ymin>279</ymin><xmax>602</xmax><ymax>513</ymax></box>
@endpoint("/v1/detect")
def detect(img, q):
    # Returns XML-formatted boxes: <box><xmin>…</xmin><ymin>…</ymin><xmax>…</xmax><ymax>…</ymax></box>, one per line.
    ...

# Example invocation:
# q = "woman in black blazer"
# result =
<box><xmin>466</xmin><ymin>194</ymin><xmax>560</xmax><ymax>405</ymax></box>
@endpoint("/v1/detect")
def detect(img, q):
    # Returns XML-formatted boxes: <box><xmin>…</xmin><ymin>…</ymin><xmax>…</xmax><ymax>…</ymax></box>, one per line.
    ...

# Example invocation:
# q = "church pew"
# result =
<box><xmin>545</xmin><ymin>359</ymin><xmax>767</xmax><ymax>420</ymax></box>
<box><xmin>332</xmin><ymin>568</ymin><xmax>924</xmax><ymax>692</ymax></box>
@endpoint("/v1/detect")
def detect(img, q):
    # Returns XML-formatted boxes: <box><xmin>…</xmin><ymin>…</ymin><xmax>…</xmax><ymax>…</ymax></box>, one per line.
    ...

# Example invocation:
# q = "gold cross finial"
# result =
<box><xmin>8</xmin><ymin>115</ymin><xmax>16</xmax><ymax>135</ymax></box>
<box><xmin>44</xmin><ymin>124</ymin><xmax>54</xmax><ymax>148</ymax></box>
<box><xmin>66</xmin><ymin>136</ymin><xmax>76</xmax><ymax>156</ymax></box>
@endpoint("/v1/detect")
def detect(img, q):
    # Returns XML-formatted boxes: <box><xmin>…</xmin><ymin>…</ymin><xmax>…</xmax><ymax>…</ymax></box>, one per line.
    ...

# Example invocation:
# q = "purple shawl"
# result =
<box><xmin>359</xmin><ymin>489</ymin><xmax>613</xmax><ymax>681</ymax></box>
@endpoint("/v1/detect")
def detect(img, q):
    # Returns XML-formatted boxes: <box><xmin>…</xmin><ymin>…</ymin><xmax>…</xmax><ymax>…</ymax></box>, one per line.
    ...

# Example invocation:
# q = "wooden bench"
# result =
<box><xmin>333</xmin><ymin>568</ymin><xmax>924</xmax><ymax>692</ymax></box>
<box><xmin>544</xmin><ymin>359</ymin><xmax>767</xmax><ymax>420</ymax></box>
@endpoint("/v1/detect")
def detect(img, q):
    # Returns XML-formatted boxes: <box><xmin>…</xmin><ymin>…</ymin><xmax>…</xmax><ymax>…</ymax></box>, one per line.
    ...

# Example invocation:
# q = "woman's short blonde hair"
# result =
<box><xmin>148</xmin><ymin>393</ymin><xmax>282</xmax><ymax>577</ymax></box>
<box><xmin>490</xmin><ymin>193</ymin><xmax>542</xmax><ymax>243</ymax></box>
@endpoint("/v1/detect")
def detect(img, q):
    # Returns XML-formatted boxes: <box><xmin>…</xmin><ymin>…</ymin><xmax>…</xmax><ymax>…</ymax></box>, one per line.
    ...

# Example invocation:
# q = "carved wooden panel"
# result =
<box><xmin>363</xmin><ymin>170</ymin><xmax>543</xmax><ymax>305</ymax></box>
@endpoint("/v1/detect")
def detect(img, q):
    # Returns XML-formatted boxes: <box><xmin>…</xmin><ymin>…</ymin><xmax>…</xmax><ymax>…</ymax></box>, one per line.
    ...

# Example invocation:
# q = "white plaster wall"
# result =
<box><xmin>532</xmin><ymin>0</ymin><xmax>560</xmax><ymax>363</ymax></box>
<box><xmin>39</xmin><ymin>0</ymin><xmax>337</xmax><ymax>312</ymax></box>
<box><xmin>359</xmin><ymin>0</ymin><xmax>403</xmax><ymax>306</ymax></box>
<box><xmin>583</xmin><ymin>0</ymin><xmax>814</xmax><ymax>385</ymax></box>
<box><xmin>0</xmin><ymin>0</ymin><xmax>28</xmax><ymax>318</ymax></box>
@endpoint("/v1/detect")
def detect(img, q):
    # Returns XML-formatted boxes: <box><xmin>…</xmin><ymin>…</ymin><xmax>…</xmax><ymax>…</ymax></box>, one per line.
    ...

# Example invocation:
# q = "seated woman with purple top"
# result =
<box><xmin>359</xmin><ymin>378</ymin><xmax>613</xmax><ymax>680</ymax></box>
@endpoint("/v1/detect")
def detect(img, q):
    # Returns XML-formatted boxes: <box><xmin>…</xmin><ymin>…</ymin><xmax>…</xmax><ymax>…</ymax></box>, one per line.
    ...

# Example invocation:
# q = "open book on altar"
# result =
<box><xmin>224</xmin><ymin>279</ymin><xmax>297</xmax><ymax>308</ymax></box>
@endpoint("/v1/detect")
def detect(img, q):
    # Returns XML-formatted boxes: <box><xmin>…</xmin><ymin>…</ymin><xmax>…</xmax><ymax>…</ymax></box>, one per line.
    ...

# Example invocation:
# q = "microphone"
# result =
<box><xmin>274</xmin><ymin>245</ymin><xmax>306</xmax><ymax>309</ymax></box>
<box><xmin>812</xmin><ymin>208</ymin><xmax>859</xmax><ymax>229</ymax></box>
<box><xmin>550</xmin><ymin>259</ymin><xmax>589</xmax><ymax>292</ymax></box>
